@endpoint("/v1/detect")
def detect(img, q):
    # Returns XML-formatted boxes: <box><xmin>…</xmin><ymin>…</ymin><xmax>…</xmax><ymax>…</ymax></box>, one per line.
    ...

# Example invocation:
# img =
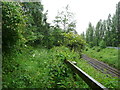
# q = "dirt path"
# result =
<box><xmin>82</xmin><ymin>54</ymin><xmax>120</xmax><ymax>78</ymax></box>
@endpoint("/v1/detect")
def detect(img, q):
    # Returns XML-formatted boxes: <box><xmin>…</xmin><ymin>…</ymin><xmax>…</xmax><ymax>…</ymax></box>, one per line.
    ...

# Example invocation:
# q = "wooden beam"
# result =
<box><xmin>65</xmin><ymin>60</ymin><xmax>108</xmax><ymax>90</ymax></box>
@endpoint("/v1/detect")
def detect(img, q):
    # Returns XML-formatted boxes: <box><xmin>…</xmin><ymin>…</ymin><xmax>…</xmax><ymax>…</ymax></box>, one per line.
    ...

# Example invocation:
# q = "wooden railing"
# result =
<box><xmin>65</xmin><ymin>60</ymin><xmax>108</xmax><ymax>90</ymax></box>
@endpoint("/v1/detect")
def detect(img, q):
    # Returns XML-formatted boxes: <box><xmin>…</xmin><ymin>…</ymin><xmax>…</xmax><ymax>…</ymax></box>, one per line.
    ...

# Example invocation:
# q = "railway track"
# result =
<box><xmin>82</xmin><ymin>54</ymin><xmax>120</xmax><ymax>77</ymax></box>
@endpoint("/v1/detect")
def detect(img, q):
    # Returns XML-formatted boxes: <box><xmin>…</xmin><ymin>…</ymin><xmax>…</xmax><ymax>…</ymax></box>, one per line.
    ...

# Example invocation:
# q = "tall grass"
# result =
<box><xmin>83</xmin><ymin>47</ymin><xmax>119</xmax><ymax>70</ymax></box>
<box><xmin>2</xmin><ymin>46</ymin><xmax>89</xmax><ymax>88</ymax></box>
<box><xmin>76</xmin><ymin>59</ymin><xmax>119</xmax><ymax>88</ymax></box>
<box><xmin>3</xmin><ymin>46</ymin><xmax>119</xmax><ymax>88</ymax></box>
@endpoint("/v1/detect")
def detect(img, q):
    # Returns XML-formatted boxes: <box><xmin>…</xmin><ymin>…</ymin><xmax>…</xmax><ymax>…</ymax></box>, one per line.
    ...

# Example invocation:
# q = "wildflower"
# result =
<box><xmin>33</xmin><ymin>54</ymin><xmax>35</xmax><ymax>57</ymax></box>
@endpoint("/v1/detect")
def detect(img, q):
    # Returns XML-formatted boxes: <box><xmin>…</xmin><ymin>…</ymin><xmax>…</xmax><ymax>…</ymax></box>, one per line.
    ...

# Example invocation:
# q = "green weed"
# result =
<box><xmin>76</xmin><ymin>59</ymin><xmax>119</xmax><ymax>88</ymax></box>
<box><xmin>2</xmin><ymin>46</ymin><xmax>88</xmax><ymax>88</ymax></box>
<box><xmin>83</xmin><ymin>47</ymin><xmax>119</xmax><ymax>70</ymax></box>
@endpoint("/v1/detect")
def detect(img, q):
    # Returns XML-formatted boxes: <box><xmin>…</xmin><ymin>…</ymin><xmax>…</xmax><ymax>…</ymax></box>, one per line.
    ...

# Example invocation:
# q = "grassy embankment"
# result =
<box><xmin>75</xmin><ymin>59</ymin><xmax>119</xmax><ymax>88</ymax></box>
<box><xmin>83</xmin><ymin>47</ymin><xmax>119</xmax><ymax>70</ymax></box>
<box><xmin>3</xmin><ymin>46</ymin><xmax>89</xmax><ymax>88</ymax></box>
<box><xmin>2</xmin><ymin>46</ymin><xmax>119</xmax><ymax>88</ymax></box>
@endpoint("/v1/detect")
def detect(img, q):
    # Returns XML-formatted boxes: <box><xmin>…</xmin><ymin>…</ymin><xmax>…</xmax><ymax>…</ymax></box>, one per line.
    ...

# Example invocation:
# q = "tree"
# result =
<box><xmin>20</xmin><ymin>2</ymin><xmax>45</xmax><ymax>45</ymax></box>
<box><xmin>63</xmin><ymin>32</ymin><xmax>86</xmax><ymax>53</ymax></box>
<box><xmin>116</xmin><ymin>2</ymin><xmax>120</xmax><ymax>46</ymax></box>
<box><xmin>81</xmin><ymin>32</ymin><xmax>85</xmax><ymax>40</ymax></box>
<box><xmin>84</xmin><ymin>2</ymin><xmax>120</xmax><ymax>47</ymax></box>
<box><xmin>99</xmin><ymin>40</ymin><xmax>106</xmax><ymax>49</ymax></box>
<box><xmin>2</xmin><ymin>2</ymin><xmax>26</xmax><ymax>53</ymax></box>
<box><xmin>105</xmin><ymin>14</ymin><xmax>112</xmax><ymax>46</ymax></box>
<box><xmin>86</xmin><ymin>22</ymin><xmax>94</xmax><ymax>47</ymax></box>
<box><xmin>53</xmin><ymin>5</ymin><xmax>77</xmax><ymax>33</ymax></box>
<box><xmin>95</xmin><ymin>20</ymin><xmax>103</xmax><ymax>46</ymax></box>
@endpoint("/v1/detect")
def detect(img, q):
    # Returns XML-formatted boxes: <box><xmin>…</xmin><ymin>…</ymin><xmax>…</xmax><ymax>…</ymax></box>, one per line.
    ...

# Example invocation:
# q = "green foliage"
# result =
<box><xmin>76</xmin><ymin>58</ymin><xmax>119</xmax><ymax>88</ymax></box>
<box><xmin>3</xmin><ymin>1</ymin><xmax>116</xmax><ymax>89</ymax></box>
<box><xmin>21</xmin><ymin>2</ymin><xmax>45</xmax><ymax>45</ymax></box>
<box><xmin>2</xmin><ymin>1</ymin><xmax>86</xmax><ymax>88</ymax></box>
<box><xmin>85</xmin><ymin>22</ymin><xmax>94</xmax><ymax>47</ymax></box>
<box><xmin>84</xmin><ymin>2</ymin><xmax>120</xmax><ymax>47</ymax></box>
<box><xmin>2</xmin><ymin>46</ymin><xmax>89</xmax><ymax>88</ymax></box>
<box><xmin>99</xmin><ymin>40</ymin><xmax>106</xmax><ymax>49</ymax></box>
<box><xmin>2</xmin><ymin>2</ymin><xmax>26</xmax><ymax>53</ymax></box>
<box><xmin>63</xmin><ymin>32</ymin><xmax>86</xmax><ymax>52</ymax></box>
<box><xmin>41</xmin><ymin>27</ymin><xmax>86</xmax><ymax>51</ymax></box>
<box><xmin>2</xmin><ymin>1</ymin><xmax>86</xmax><ymax>53</ymax></box>
<box><xmin>53</xmin><ymin>5</ymin><xmax>77</xmax><ymax>33</ymax></box>
<box><xmin>96</xmin><ymin>48</ymin><xmax>101</xmax><ymax>52</ymax></box>
<box><xmin>84</xmin><ymin>47</ymin><xmax>119</xmax><ymax>70</ymax></box>
<box><xmin>3</xmin><ymin>46</ymin><xmax>119</xmax><ymax>88</ymax></box>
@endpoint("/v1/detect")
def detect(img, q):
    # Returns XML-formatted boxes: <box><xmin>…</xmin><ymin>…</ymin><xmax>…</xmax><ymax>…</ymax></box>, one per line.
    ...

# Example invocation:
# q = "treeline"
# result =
<box><xmin>81</xmin><ymin>2</ymin><xmax>120</xmax><ymax>48</ymax></box>
<box><xmin>2</xmin><ymin>2</ymin><xmax>85</xmax><ymax>54</ymax></box>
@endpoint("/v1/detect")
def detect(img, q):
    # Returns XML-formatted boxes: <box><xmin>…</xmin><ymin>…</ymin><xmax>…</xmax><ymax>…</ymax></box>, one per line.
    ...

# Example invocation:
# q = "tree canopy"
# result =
<box><xmin>82</xmin><ymin>2</ymin><xmax>120</xmax><ymax>48</ymax></box>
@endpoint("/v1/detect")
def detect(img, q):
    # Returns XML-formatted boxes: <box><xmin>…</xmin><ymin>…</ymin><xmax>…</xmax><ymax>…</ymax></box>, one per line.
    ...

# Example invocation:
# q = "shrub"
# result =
<box><xmin>96</xmin><ymin>48</ymin><xmax>101</xmax><ymax>52</ymax></box>
<box><xmin>2</xmin><ymin>2</ymin><xmax>26</xmax><ymax>54</ymax></box>
<box><xmin>62</xmin><ymin>32</ymin><xmax>86</xmax><ymax>53</ymax></box>
<box><xmin>99</xmin><ymin>40</ymin><xmax>106</xmax><ymax>49</ymax></box>
<box><xmin>3</xmin><ymin>46</ymin><xmax>88</xmax><ymax>88</ymax></box>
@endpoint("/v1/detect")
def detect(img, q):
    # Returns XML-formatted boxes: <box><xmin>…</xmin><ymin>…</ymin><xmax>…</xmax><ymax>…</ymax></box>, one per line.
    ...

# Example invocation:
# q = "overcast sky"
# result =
<box><xmin>41</xmin><ymin>0</ymin><xmax>119</xmax><ymax>34</ymax></box>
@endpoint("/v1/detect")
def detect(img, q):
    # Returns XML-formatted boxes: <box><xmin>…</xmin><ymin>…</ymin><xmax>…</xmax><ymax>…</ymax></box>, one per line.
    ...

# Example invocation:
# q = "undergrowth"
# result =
<box><xmin>76</xmin><ymin>59</ymin><xmax>119</xmax><ymax>88</ymax></box>
<box><xmin>3</xmin><ymin>46</ymin><xmax>119</xmax><ymax>88</ymax></box>
<box><xmin>2</xmin><ymin>46</ymin><xmax>89</xmax><ymax>88</ymax></box>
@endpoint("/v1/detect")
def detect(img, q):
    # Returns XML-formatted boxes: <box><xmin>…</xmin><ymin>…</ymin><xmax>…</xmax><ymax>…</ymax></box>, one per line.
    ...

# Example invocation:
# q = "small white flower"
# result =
<box><xmin>25</xmin><ymin>45</ymin><xmax>27</xmax><ymax>47</ymax></box>
<box><xmin>33</xmin><ymin>54</ymin><xmax>35</xmax><ymax>57</ymax></box>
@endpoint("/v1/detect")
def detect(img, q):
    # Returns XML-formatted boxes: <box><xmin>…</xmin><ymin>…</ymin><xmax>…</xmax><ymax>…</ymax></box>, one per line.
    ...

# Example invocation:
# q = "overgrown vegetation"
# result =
<box><xmin>3</xmin><ymin>46</ymin><xmax>89</xmax><ymax>88</ymax></box>
<box><xmin>2</xmin><ymin>2</ymin><xmax>86</xmax><ymax>88</ymax></box>
<box><xmin>3</xmin><ymin>46</ymin><xmax>119</xmax><ymax>88</ymax></box>
<box><xmin>83</xmin><ymin>47</ymin><xmax>119</xmax><ymax>70</ymax></box>
<box><xmin>2</xmin><ymin>1</ymin><xmax>119</xmax><ymax>89</ymax></box>
<box><xmin>76</xmin><ymin>58</ymin><xmax>119</xmax><ymax>88</ymax></box>
<box><xmin>2</xmin><ymin>2</ymin><xmax>85</xmax><ymax>53</ymax></box>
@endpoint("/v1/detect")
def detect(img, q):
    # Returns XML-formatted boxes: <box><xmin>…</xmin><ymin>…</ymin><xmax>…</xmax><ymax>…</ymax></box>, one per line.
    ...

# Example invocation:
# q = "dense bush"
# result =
<box><xmin>63</xmin><ymin>32</ymin><xmax>86</xmax><ymax>52</ymax></box>
<box><xmin>2</xmin><ymin>2</ymin><xmax>48</xmax><ymax>53</ymax></box>
<box><xmin>2</xmin><ymin>2</ymin><xmax>26</xmax><ymax>53</ymax></box>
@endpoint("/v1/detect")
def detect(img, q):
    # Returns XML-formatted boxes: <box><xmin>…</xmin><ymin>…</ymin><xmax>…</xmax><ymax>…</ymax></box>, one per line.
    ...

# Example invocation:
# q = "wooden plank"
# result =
<box><xmin>65</xmin><ymin>60</ymin><xmax>108</xmax><ymax>90</ymax></box>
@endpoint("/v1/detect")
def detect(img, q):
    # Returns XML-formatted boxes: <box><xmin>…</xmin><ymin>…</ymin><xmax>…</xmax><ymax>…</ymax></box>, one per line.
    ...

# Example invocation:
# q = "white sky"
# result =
<box><xmin>41</xmin><ymin>0</ymin><xmax>119</xmax><ymax>34</ymax></box>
